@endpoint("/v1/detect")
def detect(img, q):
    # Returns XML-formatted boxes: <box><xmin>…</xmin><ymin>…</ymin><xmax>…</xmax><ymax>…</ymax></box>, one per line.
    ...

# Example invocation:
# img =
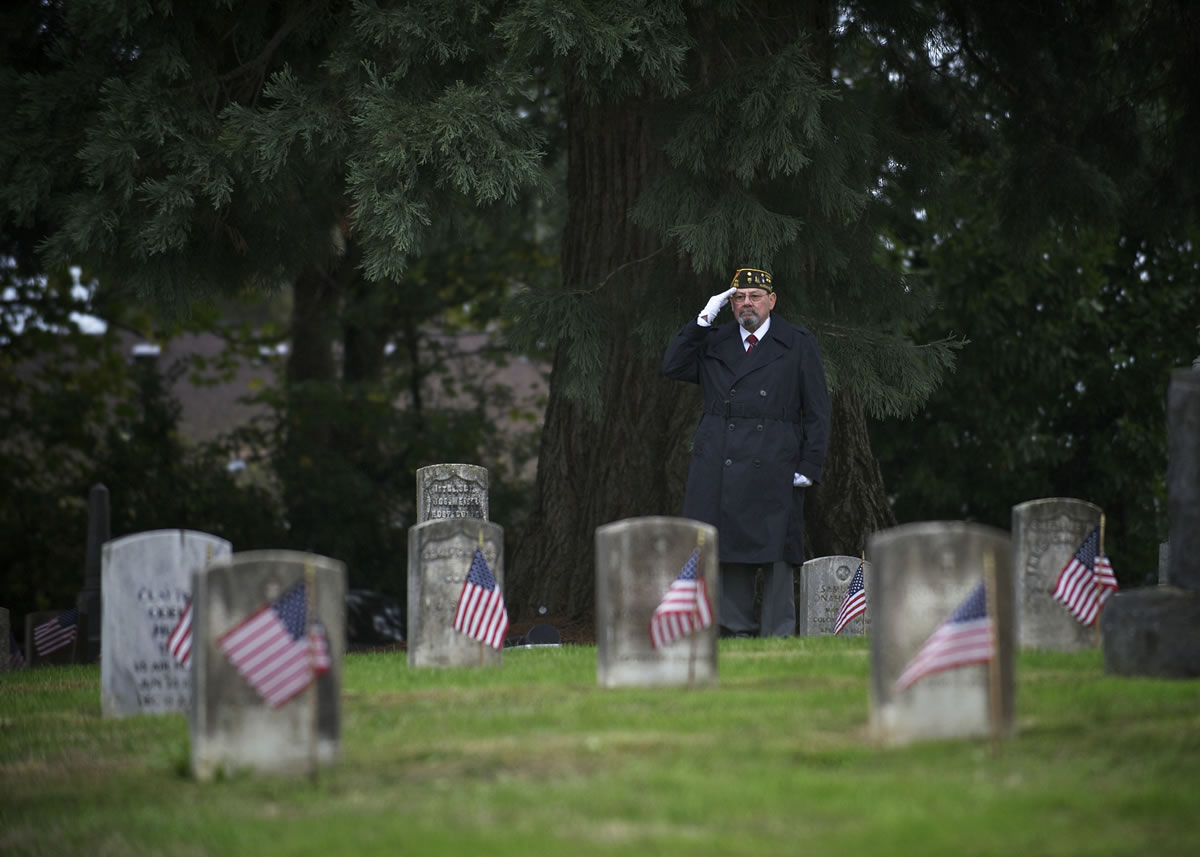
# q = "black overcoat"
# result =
<box><xmin>662</xmin><ymin>315</ymin><xmax>831</xmax><ymax>565</ymax></box>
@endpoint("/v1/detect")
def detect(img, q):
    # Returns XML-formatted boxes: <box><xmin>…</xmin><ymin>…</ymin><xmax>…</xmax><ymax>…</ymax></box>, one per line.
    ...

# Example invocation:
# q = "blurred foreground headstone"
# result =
<box><xmin>190</xmin><ymin>550</ymin><xmax>345</xmax><ymax>780</ymax></box>
<box><xmin>868</xmin><ymin>522</ymin><xmax>1015</xmax><ymax>745</ymax></box>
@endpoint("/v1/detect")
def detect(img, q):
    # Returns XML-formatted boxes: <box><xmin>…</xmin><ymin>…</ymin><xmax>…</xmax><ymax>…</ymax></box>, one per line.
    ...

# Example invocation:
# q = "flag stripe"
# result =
<box><xmin>168</xmin><ymin>601</ymin><xmax>192</xmax><ymax>666</ymax></box>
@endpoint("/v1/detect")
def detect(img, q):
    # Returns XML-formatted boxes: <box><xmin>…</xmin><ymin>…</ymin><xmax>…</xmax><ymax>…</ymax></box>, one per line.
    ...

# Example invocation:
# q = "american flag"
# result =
<box><xmin>33</xmin><ymin>607</ymin><xmax>78</xmax><ymax>657</ymax></box>
<box><xmin>649</xmin><ymin>548</ymin><xmax>714</xmax><ymax>649</ymax></box>
<box><xmin>1052</xmin><ymin>527</ymin><xmax>1114</xmax><ymax>626</ymax></box>
<box><xmin>8</xmin><ymin>632</ymin><xmax>25</xmax><ymax>669</ymax></box>
<box><xmin>895</xmin><ymin>581</ymin><xmax>994</xmax><ymax>693</ymax></box>
<box><xmin>833</xmin><ymin>562</ymin><xmax>866</xmax><ymax>635</ymax></box>
<box><xmin>167</xmin><ymin>599</ymin><xmax>192</xmax><ymax>667</ymax></box>
<box><xmin>453</xmin><ymin>547</ymin><xmax>509</xmax><ymax>649</ymax></box>
<box><xmin>218</xmin><ymin>583</ymin><xmax>331</xmax><ymax>709</ymax></box>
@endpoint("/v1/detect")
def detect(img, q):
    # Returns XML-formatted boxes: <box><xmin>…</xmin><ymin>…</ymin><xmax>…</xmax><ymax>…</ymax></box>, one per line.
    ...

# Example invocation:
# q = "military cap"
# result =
<box><xmin>730</xmin><ymin>267</ymin><xmax>773</xmax><ymax>292</ymax></box>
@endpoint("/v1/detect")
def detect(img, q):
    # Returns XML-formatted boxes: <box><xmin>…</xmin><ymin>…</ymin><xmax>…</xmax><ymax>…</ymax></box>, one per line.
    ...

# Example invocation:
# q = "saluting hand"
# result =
<box><xmin>698</xmin><ymin>286</ymin><xmax>738</xmax><ymax>326</ymax></box>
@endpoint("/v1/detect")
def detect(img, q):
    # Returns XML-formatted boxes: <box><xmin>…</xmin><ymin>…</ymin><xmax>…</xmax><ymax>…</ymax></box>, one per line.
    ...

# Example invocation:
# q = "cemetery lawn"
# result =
<box><xmin>2</xmin><ymin>638</ymin><xmax>1198</xmax><ymax>857</ymax></box>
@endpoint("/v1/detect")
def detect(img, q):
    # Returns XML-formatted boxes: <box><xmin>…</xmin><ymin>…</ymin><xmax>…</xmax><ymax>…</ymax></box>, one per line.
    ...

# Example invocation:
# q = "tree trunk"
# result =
<box><xmin>506</xmin><ymin>83</ymin><xmax>700</xmax><ymax>620</ymax></box>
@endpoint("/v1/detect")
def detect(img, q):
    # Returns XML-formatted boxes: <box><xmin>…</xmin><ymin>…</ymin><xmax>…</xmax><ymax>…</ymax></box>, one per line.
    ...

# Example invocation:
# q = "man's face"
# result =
<box><xmin>731</xmin><ymin>289</ymin><xmax>775</xmax><ymax>331</ymax></box>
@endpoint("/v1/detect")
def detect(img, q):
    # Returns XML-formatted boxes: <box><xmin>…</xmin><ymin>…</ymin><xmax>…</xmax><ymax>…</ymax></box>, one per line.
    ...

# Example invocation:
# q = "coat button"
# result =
<box><xmin>724</xmin><ymin>459</ymin><xmax>732</xmax><ymax>466</ymax></box>
<box><xmin>728</xmin><ymin>423</ymin><xmax>735</xmax><ymax>431</ymax></box>
<box><xmin>729</xmin><ymin>388</ymin><xmax>736</xmax><ymax>396</ymax></box>
<box><xmin>753</xmin><ymin>459</ymin><xmax>762</xmax><ymax>468</ymax></box>
<box><xmin>759</xmin><ymin>389</ymin><xmax>767</xmax><ymax>397</ymax></box>
<box><xmin>756</xmin><ymin>424</ymin><xmax>763</xmax><ymax>431</ymax></box>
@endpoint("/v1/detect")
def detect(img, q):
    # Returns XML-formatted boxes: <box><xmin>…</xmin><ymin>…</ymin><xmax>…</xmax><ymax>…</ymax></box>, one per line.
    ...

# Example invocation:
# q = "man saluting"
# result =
<box><xmin>662</xmin><ymin>267</ymin><xmax>831</xmax><ymax>638</ymax></box>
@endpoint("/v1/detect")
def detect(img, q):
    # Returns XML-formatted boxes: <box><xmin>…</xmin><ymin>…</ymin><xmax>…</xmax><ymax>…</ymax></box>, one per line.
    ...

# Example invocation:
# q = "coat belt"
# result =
<box><xmin>706</xmin><ymin>400</ymin><xmax>801</xmax><ymax>423</ymax></box>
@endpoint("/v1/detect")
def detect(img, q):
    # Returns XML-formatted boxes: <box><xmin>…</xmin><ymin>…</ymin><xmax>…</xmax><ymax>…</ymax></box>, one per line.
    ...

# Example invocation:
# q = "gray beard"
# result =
<box><xmin>739</xmin><ymin>310</ymin><xmax>762</xmax><ymax>331</ymax></box>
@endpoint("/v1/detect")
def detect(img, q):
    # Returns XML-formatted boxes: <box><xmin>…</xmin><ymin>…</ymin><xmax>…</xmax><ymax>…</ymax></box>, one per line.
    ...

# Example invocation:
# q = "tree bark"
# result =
<box><xmin>506</xmin><ymin>82</ymin><xmax>700</xmax><ymax>620</ymax></box>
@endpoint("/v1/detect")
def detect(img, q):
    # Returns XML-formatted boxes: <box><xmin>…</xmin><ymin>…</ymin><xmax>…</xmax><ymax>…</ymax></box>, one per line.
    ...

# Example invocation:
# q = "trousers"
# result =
<box><xmin>718</xmin><ymin>561</ymin><xmax>796</xmax><ymax>637</ymax></box>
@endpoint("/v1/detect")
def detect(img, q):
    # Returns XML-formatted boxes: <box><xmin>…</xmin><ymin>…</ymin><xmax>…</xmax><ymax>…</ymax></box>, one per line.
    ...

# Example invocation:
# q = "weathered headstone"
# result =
<box><xmin>797</xmin><ymin>556</ymin><xmax>872</xmax><ymax>636</ymax></box>
<box><xmin>190</xmin><ymin>550</ymin><xmax>345</xmax><ymax>780</ymax></box>
<box><xmin>1102</xmin><ymin>369</ymin><xmax>1200</xmax><ymax>677</ymax></box>
<box><xmin>415</xmin><ymin>463</ymin><xmax>488</xmax><ymax>523</ymax></box>
<box><xmin>595</xmin><ymin>517</ymin><xmax>719</xmax><ymax>689</ymax></box>
<box><xmin>77</xmin><ymin>483</ymin><xmax>109</xmax><ymax>662</ymax></box>
<box><xmin>868</xmin><ymin>522</ymin><xmax>1015</xmax><ymax>745</ymax></box>
<box><xmin>407</xmin><ymin>517</ymin><xmax>506</xmax><ymax>667</ymax></box>
<box><xmin>1011</xmin><ymin>498</ymin><xmax>1103</xmax><ymax>651</ymax></box>
<box><xmin>0</xmin><ymin>608</ymin><xmax>9</xmax><ymax>672</ymax></box>
<box><xmin>100</xmin><ymin>530</ymin><xmax>232</xmax><ymax>718</ymax></box>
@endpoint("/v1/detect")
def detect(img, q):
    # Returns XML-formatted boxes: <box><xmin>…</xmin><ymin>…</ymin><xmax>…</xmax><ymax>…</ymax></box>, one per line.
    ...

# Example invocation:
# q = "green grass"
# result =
<box><xmin>2</xmin><ymin>637</ymin><xmax>1198</xmax><ymax>856</ymax></box>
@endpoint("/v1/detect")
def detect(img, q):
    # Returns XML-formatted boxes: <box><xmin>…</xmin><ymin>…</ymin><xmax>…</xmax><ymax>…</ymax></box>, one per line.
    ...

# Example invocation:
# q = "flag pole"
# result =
<box><xmin>688</xmin><ymin>529</ymin><xmax>705</xmax><ymax>689</ymax></box>
<box><xmin>305</xmin><ymin>558</ymin><xmax>319</xmax><ymax>782</ymax></box>
<box><xmin>982</xmin><ymin>547</ymin><xmax>1004</xmax><ymax>751</ymax></box>
<box><xmin>1095</xmin><ymin>513</ymin><xmax>1106</xmax><ymax>644</ymax></box>
<box><xmin>478</xmin><ymin>529</ymin><xmax>486</xmax><ymax>666</ymax></box>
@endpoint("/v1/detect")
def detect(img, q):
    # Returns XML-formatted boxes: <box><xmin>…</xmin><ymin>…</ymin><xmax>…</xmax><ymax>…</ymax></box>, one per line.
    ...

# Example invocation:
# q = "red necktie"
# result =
<box><xmin>746</xmin><ymin>334</ymin><xmax>758</xmax><ymax>353</ymax></box>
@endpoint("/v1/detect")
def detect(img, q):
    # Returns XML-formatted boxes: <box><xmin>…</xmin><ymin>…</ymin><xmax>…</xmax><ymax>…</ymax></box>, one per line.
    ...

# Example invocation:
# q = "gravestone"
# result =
<box><xmin>415</xmin><ymin>463</ymin><xmax>488</xmax><ymax>523</ymax></box>
<box><xmin>190</xmin><ymin>550</ymin><xmax>345</xmax><ymax>780</ymax></box>
<box><xmin>1011</xmin><ymin>498</ymin><xmax>1103</xmax><ymax>651</ymax></box>
<box><xmin>1</xmin><ymin>608</ymin><xmax>9</xmax><ymax>671</ymax></box>
<box><xmin>1102</xmin><ymin>369</ymin><xmax>1200</xmax><ymax>676</ymax></box>
<box><xmin>868</xmin><ymin>522</ymin><xmax>1015</xmax><ymax>746</ymax></box>
<box><xmin>797</xmin><ymin>556</ymin><xmax>872</xmax><ymax>636</ymax></box>
<box><xmin>1159</xmin><ymin>543</ymin><xmax>1170</xmax><ymax>586</ymax></box>
<box><xmin>100</xmin><ymin>530</ymin><xmax>232</xmax><ymax>718</ymax></box>
<box><xmin>595</xmin><ymin>517</ymin><xmax>719</xmax><ymax>689</ymax></box>
<box><xmin>77</xmin><ymin>483</ymin><xmax>109</xmax><ymax>662</ymax></box>
<box><xmin>407</xmin><ymin>517</ymin><xmax>506</xmax><ymax>667</ymax></box>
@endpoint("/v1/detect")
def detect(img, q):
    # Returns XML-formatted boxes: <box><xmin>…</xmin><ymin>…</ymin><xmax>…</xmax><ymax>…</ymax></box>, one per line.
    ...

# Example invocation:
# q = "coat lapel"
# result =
<box><xmin>728</xmin><ymin>321</ymin><xmax>790</xmax><ymax>384</ymax></box>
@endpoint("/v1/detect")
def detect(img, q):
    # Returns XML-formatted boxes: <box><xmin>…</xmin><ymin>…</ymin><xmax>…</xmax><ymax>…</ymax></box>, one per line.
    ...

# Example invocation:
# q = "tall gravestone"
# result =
<box><xmin>190</xmin><ymin>550</ymin><xmax>345</xmax><ymax>780</ymax></box>
<box><xmin>1102</xmin><ymin>369</ymin><xmax>1200</xmax><ymax>676</ymax></box>
<box><xmin>1011</xmin><ymin>498</ymin><xmax>1103</xmax><ymax>651</ymax></box>
<box><xmin>76</xmin><ymin>483</ymin><xmax>109</xmax><ymax>663</ymax></box>
<box><xmin>595</xmin><ymin>517</ymin><xmax>719</xmax><ymax>689</ymax></box>
<box><xmin>100</xmin><ymin>530</ymin><xmax>232</xmax><ymax>717</ymax></box>
<box><xmin>797</xmin><ymin>556</ymin><xmax>872</xmax><ymax>636</ymax></box>
<box><xmin>407</xmin><ymin>517</ymin><xmax>506</xmax><ymax>667</ymax></box>
<box><xmin>868</xmin><ymin>522</ymin><xmax>1015</xmax><ymax>745</ymax></box>
<box><xmin>1</xmin><ymin>607</ymin><xmax>9</xmax><ymax>671</ymax></box>
<box><xmin>415</xmin><ymin>464</ymin><xmax>488</xmax><ymax>523</ymax></box>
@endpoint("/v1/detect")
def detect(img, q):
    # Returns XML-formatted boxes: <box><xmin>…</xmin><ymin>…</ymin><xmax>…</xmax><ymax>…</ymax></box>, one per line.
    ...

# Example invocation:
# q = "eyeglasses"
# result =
<box><xmin>730</xmin><ymin>291</ymin><xmax>769</xmax><ymax>305</ymax></box>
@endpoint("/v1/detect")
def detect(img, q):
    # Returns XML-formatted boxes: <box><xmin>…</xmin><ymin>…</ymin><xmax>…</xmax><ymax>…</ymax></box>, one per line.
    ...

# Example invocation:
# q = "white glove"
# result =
<box><xmin>793</xmin><ymin>473</ymin><xmax>812</xmax><ymax>487</ymax></box>
<box><xmin>698</xmin><ymin>286</ymin><xmax>738</xmax><ymax>326</ymax></box>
